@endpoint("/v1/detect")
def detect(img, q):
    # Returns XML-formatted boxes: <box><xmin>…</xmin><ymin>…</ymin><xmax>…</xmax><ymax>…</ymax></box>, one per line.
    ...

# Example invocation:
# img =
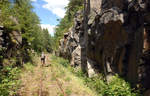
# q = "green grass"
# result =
<box><xmin>51</xmin><ymin>55</ymin><xmax>97</xmax><ymax>96</ymax></box>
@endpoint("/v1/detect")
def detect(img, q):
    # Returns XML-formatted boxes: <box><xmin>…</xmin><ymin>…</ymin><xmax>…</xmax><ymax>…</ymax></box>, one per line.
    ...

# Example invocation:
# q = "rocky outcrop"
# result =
<box><xmin>0</xmin><ymin>27</ymin><xmax>22</xmax><ymax>66</ymax></box>
<box><xmin>59</xmin><ymin>10</ymin><xmax>84</xmax><ymax>68</ymax></box>
<box><xmin>0</xmin><ymin>17</ymin><xmax>22</xmax><ymax>66</ymax></box>
<box><xmin>88</xmin><ymin>0</ymin><xmax>145</xmax><ymax>84</ymax></box>
<box><xmin>59</xmin><ymin>0</ymin><xmax>150</xmax><ymax>94</ymax></box>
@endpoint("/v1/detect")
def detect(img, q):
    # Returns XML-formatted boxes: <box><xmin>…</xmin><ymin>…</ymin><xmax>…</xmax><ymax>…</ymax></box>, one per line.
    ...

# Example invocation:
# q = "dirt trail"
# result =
<box><xmin>17</xmin><ymin>54</ymin><xmax>96</xmax><ymax>96</ymax></box>
<box><xmin>18</xmin><ymin>54</ymin><xmax>66</xmax><ymax>96</ymax></box>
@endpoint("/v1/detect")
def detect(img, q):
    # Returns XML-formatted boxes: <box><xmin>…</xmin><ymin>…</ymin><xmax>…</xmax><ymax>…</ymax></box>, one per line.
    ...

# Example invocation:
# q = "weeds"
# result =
<box><xmin>0</xmin><ymin>66</ymin><xmax>21</xmax><ymax>96</ymax></box>
<box><xmin>51</xmin><ymin>55</ymin><xmax>141</xmax><ymax>96</ymax></box>
<box><xmin>51</xmin><ymin>55</ymin><xmax>69</xmax><ymax>67</ymax></box>
<box><xmin>65</xmin><ymin>88</ymin><xmax>72</xmax><ymax>95</ymax></box>
<box><xmin>51</xmin><ymin>55</ymin><xmax>97</xmax><ymax>96</ymax></box>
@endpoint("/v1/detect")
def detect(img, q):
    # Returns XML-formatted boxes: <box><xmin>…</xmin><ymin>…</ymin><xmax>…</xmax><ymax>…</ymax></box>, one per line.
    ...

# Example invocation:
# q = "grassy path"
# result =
<box><xmin>17</xmin><ymin>54</ymin><xmax>96</xmax><ymax>96</ymax></box>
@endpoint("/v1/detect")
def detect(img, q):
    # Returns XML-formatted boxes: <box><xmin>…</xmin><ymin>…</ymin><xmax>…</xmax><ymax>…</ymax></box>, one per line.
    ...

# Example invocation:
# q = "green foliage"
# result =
<box><xmin>74</xmin><ymin>73</ymin><xmax>140</xmax><ymax>96</ymax></box>
<box><xmin>83</xmin><ymin>75</ymin><xmax>141</xmax><ymax>96</ymax></box>
<box><xmin>65</xmin><ymin>88</ymin><xmax>72</xmax><ymax>95</ymax></box>
<box><xmin>84</xmin><ymin>76</ymin><xmax>106</xmax><ymax>95</ymax></box>
<box><xmin>31</xmin><ymin>27</ymin><xmax>53</xmax><ymax>53</ymax></box>
<box><xmin>69</xmin><ymin>68</ymin><xmax>141</xmax><ymax>96</ymax></box>
<box><xmin>51</xmin><ymin>55</ymin><xmax>69</xmax><ymax>67</ymax></box>
<box><xmin>23</xmin><ymin>62</ymin><xmax>34</xmax><ymax>72</ymax></box>
<box><xmin>52</xmin><ymin>56</ymin><xmax>141</xmax><ymax>96</ymax></box>
<box><xmin>0</xmin><ymin>0</ymin><xmax>53</xmax><ymax>53</ymax></box>
<box><xmin>0</xmin><ymin>0</ymin><xmax>12</xmax><ymax>26</ymax></box>
<box><xmin>51</xmin><ymin>55</ymin><xmax>141</xmax><ymax>96</ymax></box>
<box><xmin>0</xmin><ymin>55</ymin><xmax>3</xmax><ymax>59</ymax></box>
<box><xmin>66</xmin><ymin>0</ymin><xmax>84</xmax><ymax>20</ymax></box>
<box><xmin>12</xmin><ymin>0</ymin><xmax>41</xmax><ymax>49</ymax></box>
<box><xmin>68</xmin><ymin>67</ymin><xmax>85</xmax><ymax>78</ymax></box>
<box><xmin>0</xmin><ymin>66</ymin><xmax>21</xmax><ymax>96</ymax></box>
<box><xmin>103</xmin><ymin>76</ymin><xmax>141</xmax><ymax>96</ymax></box>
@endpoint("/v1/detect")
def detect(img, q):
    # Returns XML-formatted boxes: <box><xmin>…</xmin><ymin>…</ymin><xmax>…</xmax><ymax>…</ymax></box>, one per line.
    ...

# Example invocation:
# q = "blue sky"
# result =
<box><xmin>31</xmin><ymin>0</ymin><xmax>69</xmax><ymax>36</ymax></box>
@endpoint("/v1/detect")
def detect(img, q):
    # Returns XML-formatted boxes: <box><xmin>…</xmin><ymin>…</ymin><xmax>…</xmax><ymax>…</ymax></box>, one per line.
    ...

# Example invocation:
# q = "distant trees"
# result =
<box><xmin>53</xmin><ymin>0</ymin><xmax>84</xmax><ymax>50</ymax></box>
<box><xmin>0</xmin><ymin>0</ymin><xmax>53</xmax><ymax>53</ymax></box>
<box><xmin>32</xmin><ymin>28</ymin><xmax>53</xmax><ymax>53</ymax></box>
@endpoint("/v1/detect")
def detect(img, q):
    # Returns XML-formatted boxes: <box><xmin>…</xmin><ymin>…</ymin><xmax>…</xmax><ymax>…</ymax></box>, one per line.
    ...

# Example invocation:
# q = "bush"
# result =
<box><xmin>82</xmin><ymin>75</ymin><xmax>141</xmax><ymax>96</ymax></box>
<box><xmin>58</xmin><ymin>58</ymin><xmax>69</xmax><ymax>67</ymax></box>
<box><xmin>51</xmin><ymin>55</ymin><xmax>69</xmax><ymax>67</ymax></box>
<box><xmin>0</xmin><ymin>66</ymin><xmax>21</xmax><ymax>96</ymax></box>
<box><xmin>104</xmin><ymin>76</ymin><xmax>140</xmax><ymax>96</ymax></box>
<box><xmin>52</xmin><ymin>56</ymin><xmax>141</xmax><ymax>96</ymax></box>
<box><xmin>70</xmin><ymin>67</ymin><xmax>140</xmax><ymax>96</ymax></box>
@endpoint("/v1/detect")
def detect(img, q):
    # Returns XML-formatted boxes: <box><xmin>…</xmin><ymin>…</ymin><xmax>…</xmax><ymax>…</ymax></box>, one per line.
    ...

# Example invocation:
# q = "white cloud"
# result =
<box><xmin>31</xmin><ymin>0</ymin><xmax>37</xmax><ymax>2</ymax></box>
<box><xmin>41</xmin><ymin>24</ymin><xmax>56</xmax><ymax>36</ymax></box>
<box><xmin>42</xmin><ymin>0</ymin><xmax>69</xmax><ymax>18</ymax></box>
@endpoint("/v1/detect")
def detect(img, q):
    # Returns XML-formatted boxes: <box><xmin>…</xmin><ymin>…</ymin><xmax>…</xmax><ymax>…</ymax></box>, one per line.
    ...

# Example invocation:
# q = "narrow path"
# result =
<box><xmin>18</xmin><ymin>54</ymin><xmax>64</xmax><ymax>96</ymax></box>
<box><xmin>17</xmin><ymin>54</ymin><xmax>96</xmax><ymax>96</ymax></box>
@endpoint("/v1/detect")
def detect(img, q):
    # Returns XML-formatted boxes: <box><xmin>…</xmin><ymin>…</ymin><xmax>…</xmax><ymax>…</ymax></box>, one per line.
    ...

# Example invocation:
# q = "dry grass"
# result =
<box><xmin>17</xmin><ymin>54</ymin><xmax>96</xmax><ymax>96</ymax></box>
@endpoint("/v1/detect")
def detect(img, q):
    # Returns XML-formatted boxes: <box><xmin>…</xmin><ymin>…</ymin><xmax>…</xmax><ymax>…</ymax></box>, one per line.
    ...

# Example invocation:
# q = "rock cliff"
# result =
<box><xmin>59</xmin><ymin>0</ymin><xmax>150</xmax><ymax>94</ymax></box>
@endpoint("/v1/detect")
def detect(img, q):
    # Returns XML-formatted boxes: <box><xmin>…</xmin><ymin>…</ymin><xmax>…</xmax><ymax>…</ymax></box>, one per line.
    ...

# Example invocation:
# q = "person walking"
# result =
<box><xmin>41</xmin><ymin>52</ymin><xmax>46</xmax><ymax>66</ymax></box>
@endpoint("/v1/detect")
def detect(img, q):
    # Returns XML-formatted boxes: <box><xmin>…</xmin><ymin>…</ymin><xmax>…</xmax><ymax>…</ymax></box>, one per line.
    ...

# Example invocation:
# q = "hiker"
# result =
<box><xmin>41</xmin><ymin>52</ymin><xmax>46</xmax><ymax>66</ymax></box>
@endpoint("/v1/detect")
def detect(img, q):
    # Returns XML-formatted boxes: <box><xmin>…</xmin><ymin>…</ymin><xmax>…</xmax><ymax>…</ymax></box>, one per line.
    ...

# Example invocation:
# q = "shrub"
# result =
<box><xmin>83</xmin><ymin>75</ymin><xmax>141</xmax><ymax>96</ymax></box>
<box><xmin>52</xmin><ymin>56</ymin><xmax>141</xmax><ymax>96</ymax></box>
<box><xmin>103</xmin><ymin>76</ymin><xmax>141</xmax><ymax>96</ymax></box>
<box><xmin>51</xmin><ymin>55</ymin><xmax>69</xmax><ymax>67</ymax></box>
<box><xmin>70</xmin><ymin>67</ymin><xmax>140</xmax><ymax>96</ymax></box>
<box><xmin>58</xmin><ymin>58</ymin><xmax>69</xmax><ymax>67</ymax></box>
<box><xmin>0</xmin><ymin>66</ymin><xmax>21</xmax><ymax>96</ymax></box>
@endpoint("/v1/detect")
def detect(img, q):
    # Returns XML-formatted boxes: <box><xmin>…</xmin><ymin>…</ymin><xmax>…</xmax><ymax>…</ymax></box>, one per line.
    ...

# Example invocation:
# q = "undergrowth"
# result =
<box><xmin>0</xmin><ymin>54</ymin><xmax>38</xmax><ymax>96</ymax></box>
<box><xmin>51</xmin><ymin>55</ymin><xmax>141</xmax><ymax>96</ymax></box>
<box><xmin>0</xmin><ymin>65</ymin><xmax>21</xmax><ymax>96</ymax></box>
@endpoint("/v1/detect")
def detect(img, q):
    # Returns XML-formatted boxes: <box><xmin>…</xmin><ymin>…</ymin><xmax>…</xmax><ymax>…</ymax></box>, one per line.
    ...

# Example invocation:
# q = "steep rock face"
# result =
<box><xmin>59</xmin><ymin>0</ymin><xmax>150</xmax><ymax>93</ymax></box>
<box><xmin>87</xmin><ymin>0</ymin><xmax>144</xmax><ymax>85</ymax></box>
<box><xmin>139</xmin><ymin>0</ymin><xmax>150</xmax><ymax>93</ymax></box>
<box><xmin>86</xmin><ymin>0</ymin><xmax>150</xmax><ymax>92</ymax></box>
<box><xmin>59</xmin><ymin>11</ymin><xmax>84</xmax><ymax>67</ymax></box>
